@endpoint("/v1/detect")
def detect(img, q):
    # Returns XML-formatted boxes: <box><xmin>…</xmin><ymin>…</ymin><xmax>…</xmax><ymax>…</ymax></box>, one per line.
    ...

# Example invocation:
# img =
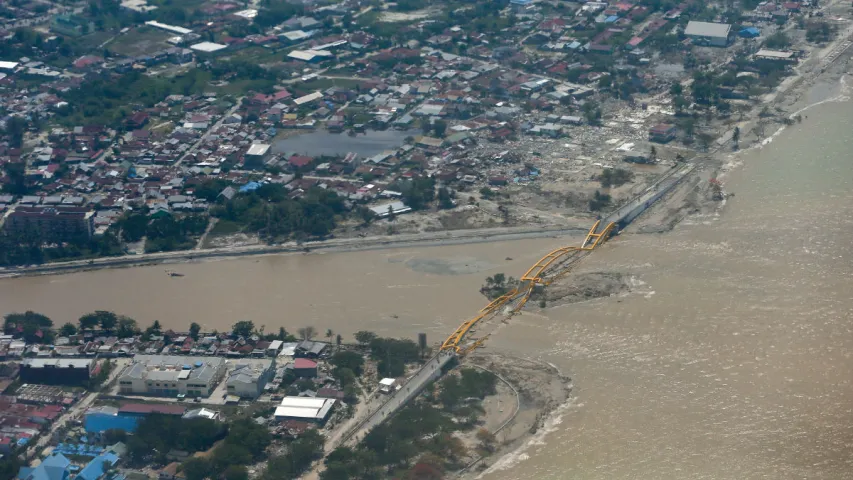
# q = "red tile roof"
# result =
<box><xmin>293</xmin><ymin>358</ymin><xmax>317</xmax><ymax>369</ymax></box>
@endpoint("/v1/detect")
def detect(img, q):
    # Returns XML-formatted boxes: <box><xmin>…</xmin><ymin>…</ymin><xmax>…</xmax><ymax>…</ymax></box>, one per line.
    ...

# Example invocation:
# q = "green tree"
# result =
<box><xmin>60</xmin><ymin>322</ymin><xmax>78</xmax><ymax>337</ymax></box>
<box><xmin>182</xmin><ymin>457</ymin><xmax>211</xmax><ymax>480</ymax></box>
<box><xmin>4</xmin><ymin>311</ymin><xmax>53</xmax><ymax>343</ymax></box>
<box><xmin>330</xmin><ymin>351</ymin><xmax>365</xmax><ymax>376</ymax></box>
<box><xmin>146</xmin><ymin>320</ymin><xmax>162</xmax><ymax>336</ymax></box>
<box><xmin>3</xmin><ymin>116</ymin><xmax>27</xmax><ymax>148</ymax></box>
<box><xmin>354</xmin><ymin>330</ymin><xmax>377</xmax><ymax>345</ymax></box>
<box><xmin>298</xmin><ymin>326</ymin><xmax>316</xmax><ymax>341</ymax></box>
<box><xmin>189</xmin><ymin>322</ymin><xmax>201</xmax><ymax>340</ymax></box>
<box><xmin>79</xmin><ymin>311</ymin><xmax>119</xmax><ymax>332</ymax></box>
<box><xmin>764</xmin><ymin>31</ymin><xmax>790</xmax><ymax>49</ymax></box>
<box><xmin>582</xmin><ymin>100</ymin><xmax>602</xmax><ymax>125</ymax></box>
<box><xmin>78</xmin><ymin>312</ymin><xmax>101</xmax><ymax>331</ymax></box>
<box><xmin>263</xmin><ymin>429</ymin><xmax>324</xmax><ymax>479</ymax></box>
<box><xmin>224</xmin><ymin>465</ymin><xmax>249</xmax><ymax>480</ymax></box>
<box><xmin>732</xmin><ymin>126</ymin><xmax>740</xmax><ymax>149</ymax></box>
<box><xmin>232</xmin><ymin>320</ymin><xmax>255</xmax><ymax>338</ymax></box>
<box><xmin>1</xmin><ymin>162</ymin><xmax>29</xmax><ymax>195</ymax></box>
<box><xmin>116</xmin><ymin>316</ymin><xmax>139</xmax><ymax>338</ymax></box>
<box><xmin>589</xmin><ymin>190</ymin><xmax>611</xmax><ymax>211</ymax></box>
<box><xmin>432</xmin><ymin>119</ymin><xmax>447</xmax><ymax>138</ymax></box>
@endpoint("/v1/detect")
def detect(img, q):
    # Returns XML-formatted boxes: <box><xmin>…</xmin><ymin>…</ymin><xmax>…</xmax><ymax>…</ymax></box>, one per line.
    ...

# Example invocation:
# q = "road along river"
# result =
<box><xmin>1</xmin><ymin>102</ymin><xmax>852</xmax><ymax>479</ymax></box>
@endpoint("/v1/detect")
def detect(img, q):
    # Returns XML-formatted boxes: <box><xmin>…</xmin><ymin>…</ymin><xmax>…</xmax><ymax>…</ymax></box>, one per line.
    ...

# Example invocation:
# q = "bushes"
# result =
<box><xmin>599</xmin><ymin>168</ymin><xmax>634</xmax><ymax>188</ymax></box>
<box><xmin>369</xmin><ymin>338</ymin><xmax>421</xmax><ymax>377</ymax></box>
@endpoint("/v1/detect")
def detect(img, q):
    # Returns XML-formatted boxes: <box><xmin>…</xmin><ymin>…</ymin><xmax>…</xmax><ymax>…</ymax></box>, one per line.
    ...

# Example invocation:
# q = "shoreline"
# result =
<box><xmin>0</xmin><ymin>224</ymin><xmax>590</xmax><ymax>279</ymax></box>
<box><xmin>455</xmin><ymin>23</ymin><xmax>853</xmax><ymax>475</ymax></box>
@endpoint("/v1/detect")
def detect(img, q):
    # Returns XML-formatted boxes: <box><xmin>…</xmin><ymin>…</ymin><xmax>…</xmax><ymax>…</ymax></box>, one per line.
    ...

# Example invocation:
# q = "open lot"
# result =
<box><xmin>109</xmin><ymin>26</ymin><xmax>172</xmax><ymax>57</ymax></box>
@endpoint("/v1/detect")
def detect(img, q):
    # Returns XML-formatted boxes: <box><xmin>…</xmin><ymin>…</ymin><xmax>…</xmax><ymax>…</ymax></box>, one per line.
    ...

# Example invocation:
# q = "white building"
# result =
<box><xmin>267</xmin><ymin>340</ymin><xmax>283</xmax><ymax>356</ymax></box>
<box><xmin>274</xmin><ymin>397</ymin><xmax>336</xmax><ymax>423</ymax></box>
<box><xmin>190</xmin><ymin>41</ymin><xmax>228</xmax><ymax>53</ymax></box>
<box><xmin>684</xmin><ymin>21</ymin><xmax>732</xmax><ymax>47</ymax></box>
<box><xmin>379</xmin><ymin>378</ymin><xmax>398</xmax><ymax>394</ymax></box>
<box><xmin>118</xmin><ymin>355</ymin><xmax>226</xmax><ymax>398</ymax></box>
<box><xmin>183</xmin><ymin>408</ymin><xmax>221</xmax><ymax>421</ymax></box>
<box><xmin>226</xmin><ymin>358</ymin><xmax>276</xmax><ymax>399</ymax></box>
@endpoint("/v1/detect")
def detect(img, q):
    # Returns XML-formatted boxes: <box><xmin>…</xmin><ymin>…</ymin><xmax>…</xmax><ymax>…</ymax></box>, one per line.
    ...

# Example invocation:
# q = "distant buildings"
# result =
<box><xmin>226</xmin><ymin>358</ymin><xmax>275</xmax><ymax>399</ymax></box>
<box><xmin>118</xmin><ymin>355</ymin><xmax>226</xmax><ymax>397</ymax></box>
<box><xmin>3</xmin><ymin>206</ymin><xmax>96</xmax><ymax>242</ymax></box>
<box><xmin>20</xmin><ymin>358</ymin><xmax>94</xmax><ymax>385</ymax></box>
<box><xmin>684</xmin><ymin>21</ymin><xmax>732</xmax><ymax>47</ymax></box>
<box><xmin>17</xmin><ymin>445</ymin><xmax>122</xmax><ymax>480</ymax></box>
<box><xmin>50</xmin><ymin>14</ymin><xmax>94</xmax><ymax>37</ymax></box>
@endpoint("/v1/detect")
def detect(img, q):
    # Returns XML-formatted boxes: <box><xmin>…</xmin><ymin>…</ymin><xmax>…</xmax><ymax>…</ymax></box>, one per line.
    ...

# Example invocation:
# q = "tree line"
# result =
<box><xmin>319</xmin><ymin>367</ymin><xmax>498</xmax><ymax>479</ymax></box>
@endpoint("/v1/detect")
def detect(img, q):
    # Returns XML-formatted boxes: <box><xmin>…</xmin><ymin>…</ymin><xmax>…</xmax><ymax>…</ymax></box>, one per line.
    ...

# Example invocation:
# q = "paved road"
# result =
<box><xmin>602</xmin><ymin>163</ymin><xmax>697</xmax><ymax>228</ymax></box>
<box><xmin>342</xmin><ymin>351</ymin><xmax>456</xmax><ymax>446</ymax></box>
<box><xmin>26</xmin><ymin>359</ymin><xmax>128</xmax><ymax>459</ymax></box>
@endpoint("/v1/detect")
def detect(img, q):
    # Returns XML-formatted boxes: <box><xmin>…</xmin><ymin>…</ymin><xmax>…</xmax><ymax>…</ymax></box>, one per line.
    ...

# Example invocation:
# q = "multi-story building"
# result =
<box><xmin>20</xmin><ymin>358</ymin><xmax>94</xmax><ymax>385</ymax></box>
<box><xmin>50</xmin><ymin>14</ymin><xmax>95</xmax><ymax>37</ymax></box>
<box><xmin>3</xmin><ymin>206</ymin><xmax>95</xmax><ymax>242</ymax></box>
<box><xmin>118</xmin><ymin>355</ymin><xmax>226</xmax><ymax>398</ymax></box>
<box><xmin>226</xmin><ymin>358</ymin><xmax>275</xmax><ymax>399</ymax></box>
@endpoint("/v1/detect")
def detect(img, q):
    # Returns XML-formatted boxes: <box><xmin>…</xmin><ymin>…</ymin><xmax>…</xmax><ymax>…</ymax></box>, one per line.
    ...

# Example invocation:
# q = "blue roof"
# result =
<box><xmin>76</xmin><ymin>451</ymin><xmax>119</xmax><ymax>480</ymax></box>
<box><xmin>18</xmin><ymin>453</ymin><xmax>71</xmax><ymax>480</ymax></box>
<box><xmin>605</xmin><ymin>15</ymin><xmax>619</xmax><ymax>23</ymax></box>
<box><xmin>84</xmin><ymin>411</ymin><xmax>142</xmax><ymax>434</ymax></box>
<box><xmin>239</xmin><ymin>181</ymin><xmax>262</xmax><ymax>193</ymax></box>
<box><xmin>739</xmin><ymin>26</ymin><xmax>760</xmax><ymax>37</ymax></box>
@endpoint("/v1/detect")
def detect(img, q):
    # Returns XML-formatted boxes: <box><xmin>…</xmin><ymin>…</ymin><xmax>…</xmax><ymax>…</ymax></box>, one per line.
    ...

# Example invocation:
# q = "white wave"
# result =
<box><xmin>477</xmin><ymin>397</ymin><xmax>579</xmax><ymax>477</ymax></box>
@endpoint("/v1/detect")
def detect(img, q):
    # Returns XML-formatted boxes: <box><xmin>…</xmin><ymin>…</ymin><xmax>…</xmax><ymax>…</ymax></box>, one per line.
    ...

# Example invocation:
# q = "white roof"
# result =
<box><xmin>191</xmin><ymin>42</ymin><xmax>227</xmax><ymax>53</ymax></box>
<box><xmin>288</xmin><ymin>50</ymin><xmax>319</xmax><ymax>61</ymax></box>
<box><xmin>267</xmin><ymin>340</ymin><xmax>283</xmax><ymax>351</ymax></box>
<box><xmin>294</xmin><ymin>91</ymin><xmax>323</xmax><ymax>105</ymax></box>
<box><xmin>379</xmin><ymin>378</ymin><xmax>396</xmax><ymax>386</ymax></box>
<box><xmin>282</xmin><ymin>30</ymin><xmax>311</xmax><ymax>41</ymax></box>
<box><xmin>274</xmin><ymin>396</ymin><xmax>335</xmax><ymax>420</ymax></box>
<box><xmin>183</xmin><ymin>408</ymin><xmax>218</xmax><ymax>419</ymax></box>
<box><xmin>684</xmin><ymin>21</ymin><xmax>731</xmax><ymax>39</ymax></box>
<box><xmin>755</xmin><ymin>49</ymin><xmax>794</xmax><ymax>59</ymax></box>
<box><xmin>233</xmin><ymin>8</ymin><xmax>257</xmax><ymax>19</ymax></box>
<box><xmin>280</xmin><ymin>397</ymin><xmax>327</xmax><ymax>408</ymax></box>
<box><xmin>247</xmin><ymin>143</ymin><xmax>270</xmax><ymax>156</ymax></box>
<box><xmin>145</xmin><ymin>20</ymin><xmax>192</xmax><ymax>35</ymax></box>
<box><xmin>0</xmin><ymin>61</ymin><xmax>19</xmax><ymax>70</ymax></box>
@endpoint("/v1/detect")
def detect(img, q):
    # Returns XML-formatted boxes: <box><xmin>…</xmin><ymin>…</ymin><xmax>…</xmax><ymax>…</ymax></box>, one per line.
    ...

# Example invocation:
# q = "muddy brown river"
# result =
<box><xmin>2</xmin><ymin>99</ymin><xmax>852</xmax><ymax>478</ymax></box>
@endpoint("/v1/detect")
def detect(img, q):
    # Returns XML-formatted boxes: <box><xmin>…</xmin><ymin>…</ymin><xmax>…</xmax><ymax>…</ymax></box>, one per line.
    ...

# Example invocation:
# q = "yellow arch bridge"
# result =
<box><xmin>440</xmin><ymin>220</ymin><xmax>617</xmax><ymax>355</ymax></box>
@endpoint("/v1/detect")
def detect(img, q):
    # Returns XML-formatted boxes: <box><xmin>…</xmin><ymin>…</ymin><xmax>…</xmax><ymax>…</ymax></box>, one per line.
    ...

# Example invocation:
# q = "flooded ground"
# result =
<box><xmin>1</xmin><ymin>99</ymin><xmax>852</xmax><ymax>479</ymax></box>
<box><xmin>272</xmin><ymin>129</ymin><xmax>411</xmax><ymax>158</ymax></box>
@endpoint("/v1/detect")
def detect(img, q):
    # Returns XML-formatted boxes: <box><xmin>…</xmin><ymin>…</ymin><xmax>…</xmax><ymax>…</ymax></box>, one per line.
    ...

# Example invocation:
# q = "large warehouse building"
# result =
<box><xmin>684</xmin><ymin>21</ymin><xmax>732</xmax><ymax>47</ymax></box>
<box><xmin>118</xmin><ymin>355</ymin><xmax>226</xmax><ymax>398</ymax></box>
<box><xmin>273</xmin><ymin>397</ymin><xmax>335</xmax><ymax>424</ymax></box>
<box><xmin>20</xmin><ymin>358</ymin><xmax>94</xmax><ymax>385</ymax></box>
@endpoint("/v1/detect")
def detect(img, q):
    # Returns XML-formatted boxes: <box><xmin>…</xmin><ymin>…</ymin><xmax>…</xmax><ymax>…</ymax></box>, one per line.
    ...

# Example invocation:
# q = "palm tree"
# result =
<box><xmin>325</xmin><ymin>329</ymin><xmax>334</xmax><ymax>342</ymax></box>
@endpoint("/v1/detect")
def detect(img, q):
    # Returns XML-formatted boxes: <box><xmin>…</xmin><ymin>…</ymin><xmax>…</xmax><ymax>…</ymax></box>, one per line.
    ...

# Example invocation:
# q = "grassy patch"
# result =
<box><xmin>300</xmin><ymin>77</ymin><xmax>364</xmax><ymax>91</ymax></box>
<box><xmin>209</xmin><ymin>219</ymin><xmax>241</xmax><ymax>236</ymax></box>
<box><xmin>214</xmin><ymin>78</ymin><xmax>277</xmax><ymax>96</ymax></box>
<box><xmin>109</xmin><ymin>27</ymin><xmax>171</xmax><ymax>57</ymax></box>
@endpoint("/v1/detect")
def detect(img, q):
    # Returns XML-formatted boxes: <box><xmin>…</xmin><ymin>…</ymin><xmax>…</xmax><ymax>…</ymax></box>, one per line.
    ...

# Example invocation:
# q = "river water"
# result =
<box><xmin>1</xmin><ymin>99</ymin><xmax>852</xmax><ymax>477</ymax></box>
